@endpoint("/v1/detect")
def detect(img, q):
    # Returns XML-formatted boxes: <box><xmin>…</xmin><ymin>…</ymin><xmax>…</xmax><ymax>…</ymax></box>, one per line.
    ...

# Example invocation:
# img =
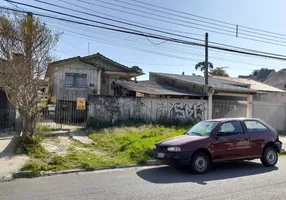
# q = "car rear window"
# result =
<box><xmin>244</xmin><ymin>120</ymin><xmax>269</xmax><ymax>133</ymax></box>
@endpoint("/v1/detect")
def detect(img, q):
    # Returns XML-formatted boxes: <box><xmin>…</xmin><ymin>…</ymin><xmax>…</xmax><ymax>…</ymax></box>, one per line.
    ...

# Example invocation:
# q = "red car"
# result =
<box><xmin>154</xmin><ymin>118</ymin><xmax>282</xmax><ymax>174</ymax></box>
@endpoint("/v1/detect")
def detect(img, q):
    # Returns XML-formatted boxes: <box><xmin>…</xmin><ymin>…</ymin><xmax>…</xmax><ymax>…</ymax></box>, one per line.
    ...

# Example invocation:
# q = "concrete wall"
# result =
<box><xmin>50</xmin><ymin>60</ymin><xmax>99</xmax><ymax>101</ymax></box>
<box><xmin>254</xmin><ymin>92</ymin><xmax>286</xmax><ymax>103</ymax></box>
<box><xmin>212</xmin><ymin>100</ymin><xmax>247</xmax><ymax>119</ymax></box>
<box><xmin>253</xmin><ymin>101</ymin><xmax>286</xmax><ymax>132</ymax></box>
<box><xmin>88</xmin><ymin>96</ymin><xmax>207</xmax><ymax>124</ymax></box>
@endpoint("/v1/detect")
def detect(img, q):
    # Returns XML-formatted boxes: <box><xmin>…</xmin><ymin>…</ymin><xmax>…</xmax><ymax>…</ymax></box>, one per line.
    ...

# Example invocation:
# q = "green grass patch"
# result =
<box><xmin>88</xmin><ymin>125</ymin><xmax>187</xmax><ymax>164</ymax></box>
<box><xmin>21</xmin><ymin>124</ymin><xmax>189</xmax><ymax>175</ymax></box>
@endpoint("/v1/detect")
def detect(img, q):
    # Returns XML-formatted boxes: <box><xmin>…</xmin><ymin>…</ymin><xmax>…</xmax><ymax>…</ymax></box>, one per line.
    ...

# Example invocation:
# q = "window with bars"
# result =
<box><xmin>65</xmin><ymin>73</ymin><xmax>87</xmax><ymax>88</ymax></box>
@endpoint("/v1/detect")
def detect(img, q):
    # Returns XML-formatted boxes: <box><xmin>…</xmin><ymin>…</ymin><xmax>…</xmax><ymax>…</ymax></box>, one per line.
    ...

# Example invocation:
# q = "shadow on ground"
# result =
<box><xmin>45</xmin><ymin>130</ymin><xmax>87</xmax><ymax>138</ymax></box>
<box><xmin>136</xmin><ymin>161</ymin><xmax>278</xmax><ymax>185</ymax></box>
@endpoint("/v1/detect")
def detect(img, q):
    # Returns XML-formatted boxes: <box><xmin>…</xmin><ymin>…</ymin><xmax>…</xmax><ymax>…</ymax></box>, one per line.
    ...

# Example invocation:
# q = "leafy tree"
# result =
<box><xmin>209</xmin><ymin>67</ymin><xmax>229</xmax><ymax>77</ymax></box>
<box><xmin>0</xmin><ymin>12</ymin><xmax>60</xmax><ymax>142</ymax></box>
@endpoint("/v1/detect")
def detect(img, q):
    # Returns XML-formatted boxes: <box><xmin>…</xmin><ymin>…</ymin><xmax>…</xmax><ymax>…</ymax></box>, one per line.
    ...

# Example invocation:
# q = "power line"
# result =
<box><xmin>57</xmin><ymin>0</ymin><xmax>204</xmax><ymax>37</ymax></box>
<box><xmin>115</xmin><ymin>0</ymin><xmax>286</xmax><ymax>41</ymax></box>
<box><xmin>45</xmin><ymin>21</ymin><xmax>286</xmax><ymax>70</ymax></box>
<box><xmin>2</xmin><ymin>4</ymin><xmax>286</xmax><ymax>62</ymax></box>
<box><xmin>103</xmin><ymin>0</ymin><xmax>286</xmax><ymax>45</ymax></box>
<box><xmin>75</xmin><ymin>0</ymin><xmax>236</xmax><ymax>37</ymax></box>
<box><xmin>33</xmin><ymin>0</ymin><xmax>205</xmax><ymax>46</ymax></box>
<box><xmin>50</xmin><ymin>19</ymin><xmax>285</xmax><ymax>67</ymax></box>
<box><xmin>19</xmin><ymin>0</ymin><xmax>286</xmax><ymax>58</ymax></box>
<box><xmin>131</xmin><ymin>0</ymin><xmax>235</xmax><ymax>26</ymax></box>
<box><xmin>113</xmin><ymin>0</ymin><xmax>234</xmax><ymax>30</ymax></box>
<box><xmin>9</xmin><ymin>0</ymin><xmax>205</xmax><ymax>43</ymax></box>
<box><xmin>132</xmin><ymin>0</ymin><xmax>286</xmax><ymax>39</ymax></box>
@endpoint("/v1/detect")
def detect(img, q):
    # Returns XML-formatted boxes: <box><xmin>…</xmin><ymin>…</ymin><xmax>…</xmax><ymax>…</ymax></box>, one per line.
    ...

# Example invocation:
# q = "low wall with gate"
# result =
<box><xmin>88</xmin><ymin>96</ymin><xmax>207</xmax><ymax>124</ymax></box>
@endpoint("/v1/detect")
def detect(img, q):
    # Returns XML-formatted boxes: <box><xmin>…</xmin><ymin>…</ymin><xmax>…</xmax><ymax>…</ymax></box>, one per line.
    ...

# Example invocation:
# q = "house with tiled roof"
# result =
<box><xmin>263</xmin><ymin>69</ymin><xmax>286</xmax><ymax>91</ymax></box>
<box><xmin>113</xmin><ymin>72</ymin><xmax>259</xmax><ymax>120</ymax></box>
<box><xmin>45</xmin><ymin>53</ymin><xmax>143</xmax><ymax>122</ymax></box>
<box><xmin>238</xmin><ymin>68</ymin><xmax>276</xmax><ymax>82</ymax></box>
<box><xmin>213</xmin><ymin>76</ymin><xmax>285</xmax><ymax>93</ymax></box>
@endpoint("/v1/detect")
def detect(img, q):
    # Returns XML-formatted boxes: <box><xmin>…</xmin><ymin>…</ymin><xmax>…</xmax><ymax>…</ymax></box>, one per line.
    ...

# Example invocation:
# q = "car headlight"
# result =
<box><xmin>167</xmin><ymin>147</ymin><xmax>181</xmax><ymax>152</ymax></box>
<box><xmin>153</xmin><ymin>145</ymin><xmax>157</xmax><ymax>150</ymax></box>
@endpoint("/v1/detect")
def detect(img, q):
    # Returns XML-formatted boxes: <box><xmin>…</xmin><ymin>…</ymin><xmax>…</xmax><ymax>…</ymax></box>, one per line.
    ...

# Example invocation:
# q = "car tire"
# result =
<box><xmin>190</xmin><ymin>152</ymin><xmax>211</xmax><ymax>174</ymax></box>
<box><xmin>261</xmin><ymin>147</ymin><xmax>278</xmax><ymax>167</ymax></box>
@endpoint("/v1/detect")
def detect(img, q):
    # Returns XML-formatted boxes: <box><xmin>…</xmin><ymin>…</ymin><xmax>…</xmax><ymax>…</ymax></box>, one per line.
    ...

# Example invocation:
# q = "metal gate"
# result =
<box><xmin>212</xmin><ymin>100</ymin><xmax>247</xmax><ymax>119</ymax></box>
<box><xmin>0</xmin><ymin>109</ymin><xmax>16</xmax><ymax>131</ymax></box>
<box><xmin>39</xmin><ymin>73</ymin><xmax>88</xmax><ymax>130</ymax></box>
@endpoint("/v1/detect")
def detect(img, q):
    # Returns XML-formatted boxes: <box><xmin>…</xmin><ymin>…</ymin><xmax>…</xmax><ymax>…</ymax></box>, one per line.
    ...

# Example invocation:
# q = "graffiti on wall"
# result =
<box><xmin>88</xmin><ymin>96</ymin><xmax>207</xmax><ymax>123</ymax></box>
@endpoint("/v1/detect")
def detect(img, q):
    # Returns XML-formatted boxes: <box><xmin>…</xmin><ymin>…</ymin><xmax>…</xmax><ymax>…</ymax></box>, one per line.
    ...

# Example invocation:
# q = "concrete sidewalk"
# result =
<box><xmin>279</xmin><ymin>135</ymin><xmax>286</xmax><ymax>150</ymax></box>
<box><xmin>0</xmin><ymin>131</ymin><xmax>28</xmax><ymax>181</ymax></box>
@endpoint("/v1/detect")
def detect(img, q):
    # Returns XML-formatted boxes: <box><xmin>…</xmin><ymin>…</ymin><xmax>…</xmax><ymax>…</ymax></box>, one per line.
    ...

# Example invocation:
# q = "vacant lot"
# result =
<box><xmin>22</xmin><ymin>125</ymin><xmax>187</xmax><ymax>175</ymax></box>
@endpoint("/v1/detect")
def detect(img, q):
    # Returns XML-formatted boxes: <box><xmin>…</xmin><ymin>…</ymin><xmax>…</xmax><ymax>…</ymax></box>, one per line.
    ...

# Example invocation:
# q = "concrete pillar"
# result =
<box><xmin>247</xmin><ymin>95</ymin><xmax>253</xmax><ymax>118</ymax></box>
<box><xmin>97</xmin><ymin>70</ymin><xmax>101</xmax><ymax>95</ymax></box>
<box><xmin>208</xmin><ymin>94</ymin><xmax>213</xmax><ymax>120</ymax></box>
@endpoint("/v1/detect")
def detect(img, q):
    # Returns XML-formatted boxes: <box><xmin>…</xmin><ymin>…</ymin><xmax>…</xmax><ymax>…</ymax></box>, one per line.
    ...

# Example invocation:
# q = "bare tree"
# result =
<box><xmin>0</xmin><ymin>12</ymin><xmax>60</xmax><ymax>142</ymax></box>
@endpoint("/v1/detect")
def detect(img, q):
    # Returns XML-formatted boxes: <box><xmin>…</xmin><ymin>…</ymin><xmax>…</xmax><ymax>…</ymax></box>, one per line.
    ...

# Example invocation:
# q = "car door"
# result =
<box><xmin>243</xmin><ymin>120</ymin><xmax>270</xmax><ymax>157</ymax></box>
<box><xmin>211</xmin><ymin>120</ymin><xmax>251</xmax><ymax>161</ymax></box>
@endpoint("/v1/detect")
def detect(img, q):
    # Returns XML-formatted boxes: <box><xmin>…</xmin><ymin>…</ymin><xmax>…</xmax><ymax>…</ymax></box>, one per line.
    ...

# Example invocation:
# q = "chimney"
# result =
<box><xmin>182</xmin><ymin>72</ymin><xmax>185</xmax><ymax>75</ymax></box>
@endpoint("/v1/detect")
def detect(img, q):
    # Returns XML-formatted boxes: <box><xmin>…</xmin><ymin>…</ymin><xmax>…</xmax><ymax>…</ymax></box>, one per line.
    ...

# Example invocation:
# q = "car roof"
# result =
<box><xmin>205</xmin><ymin>118</ymin><xmax>262</xmax><ymax>122</ymax></box>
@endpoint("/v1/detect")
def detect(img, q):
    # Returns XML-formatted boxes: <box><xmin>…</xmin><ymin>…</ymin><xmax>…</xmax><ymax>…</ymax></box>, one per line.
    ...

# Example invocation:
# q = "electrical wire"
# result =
<box><xmin>132</xmin><ymin>0</ymin><xmax>286</xmax><ymax>38</ymax></box>
<box><xmin>2</xmin><ymin>4</ymin><xmax>286</xmax><ymax>62</ymax></box>
<box><xmin>57</xmin><ymin>0</ymin><xmax>204</xmax><ymax>37</ymax></box>
<box><xmin>87</xmin><ymin>0</ymin><xmax>286</xmax><ymax>45</ymax></box>
<box><xmin>45</xmin><ymin>21</ymin><xmax>286</xmax><ymax>70</ymax></box>
<box><xmin>7</xmin><ymin>0</ymin><xmax>286</xmax><ymax>57</ymax></box>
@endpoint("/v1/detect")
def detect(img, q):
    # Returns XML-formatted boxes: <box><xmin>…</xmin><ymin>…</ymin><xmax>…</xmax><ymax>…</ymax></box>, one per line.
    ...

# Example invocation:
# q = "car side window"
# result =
<box><xmin>244</xmin><ymin>120</ymin><xmax>269</xmax><ymax>133</ymax></box>
<box><xmin>217</xmin><ymin>121</ymin><xmax>243</xmax><ymax>136</ymax></box>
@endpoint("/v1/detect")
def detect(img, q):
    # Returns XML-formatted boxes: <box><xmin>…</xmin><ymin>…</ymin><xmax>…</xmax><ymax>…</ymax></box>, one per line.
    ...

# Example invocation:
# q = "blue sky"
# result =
<box><xmin>2</xmin><ymin>0</ymin><xmax>286</xmax><ymax>80</ymax></box>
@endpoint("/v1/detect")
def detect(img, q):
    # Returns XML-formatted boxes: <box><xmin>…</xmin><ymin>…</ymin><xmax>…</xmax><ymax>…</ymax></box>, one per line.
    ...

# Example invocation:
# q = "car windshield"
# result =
<box><xmin>186</xmin><ymin>121</ymin><xmax>219</xmax><ymax>136</ymax></box>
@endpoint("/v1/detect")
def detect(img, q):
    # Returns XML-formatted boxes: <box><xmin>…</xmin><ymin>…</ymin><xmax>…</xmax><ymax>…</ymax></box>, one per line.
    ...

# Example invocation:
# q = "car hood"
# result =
<box><xmin>156</xmin><ymin>135</ymin><xmax>209</xmax><ymax>146</ymax></box>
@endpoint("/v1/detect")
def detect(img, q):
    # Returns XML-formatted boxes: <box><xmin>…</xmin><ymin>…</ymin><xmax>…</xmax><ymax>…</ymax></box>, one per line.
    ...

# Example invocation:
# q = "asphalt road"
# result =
<box><xmin>1</xmin><ymin>157</ymin><xmax>286</xmax><ymax>200</ymax></box>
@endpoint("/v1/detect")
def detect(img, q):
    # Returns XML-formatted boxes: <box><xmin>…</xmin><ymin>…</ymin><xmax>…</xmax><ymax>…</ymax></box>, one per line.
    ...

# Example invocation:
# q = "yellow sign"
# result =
<box><xmin>40</xmin><ymin>98</ymin><xmax>48</xmax><ymax>108</ymax></box>
<box><xmin>77</xmin><ymin>97</ymin><xmax>86</xmax><ymax>110</ymax></box>
<box><xmin>50</xmin><ymin>96</ymin><xmax>56</xmax><ymax>103</ymax></box>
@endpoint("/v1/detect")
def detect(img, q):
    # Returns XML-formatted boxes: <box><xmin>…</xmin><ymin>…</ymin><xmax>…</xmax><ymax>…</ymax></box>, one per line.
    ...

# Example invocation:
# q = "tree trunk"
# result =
<box><xmin>20</xmin><ymin>111</ymin><xmax>38</xmax><ymax>141</ymax></box>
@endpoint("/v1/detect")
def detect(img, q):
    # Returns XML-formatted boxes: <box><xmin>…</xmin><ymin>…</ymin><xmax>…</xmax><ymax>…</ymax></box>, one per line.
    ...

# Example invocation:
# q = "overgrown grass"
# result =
<box><xmin>22</xmin><ymin>124</ymin><xmax>189</xmax><ymax>175</ymax></box>
<box><xmin>88</xmin><ymin>125</ymin><xmax>188</xmax><ymax>164</ymax></box>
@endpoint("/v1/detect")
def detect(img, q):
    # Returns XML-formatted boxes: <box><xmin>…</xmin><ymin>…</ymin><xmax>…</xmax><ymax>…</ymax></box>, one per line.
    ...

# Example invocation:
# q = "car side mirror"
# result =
<box><xmin>216</xmin><ymin>131</ymin><xmax>226</xmax><ymax>137</ymax></box>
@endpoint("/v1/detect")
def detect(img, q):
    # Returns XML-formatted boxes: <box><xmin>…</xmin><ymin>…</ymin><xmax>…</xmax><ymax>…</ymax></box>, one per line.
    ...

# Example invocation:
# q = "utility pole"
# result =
<box><xmin>195</xmin><ymin>33</ymin><xmax>212</xmax><ymax>85</ymax></box>
<box><xmin>205</xmin><ymin>32</ymin><xmax>208</xmax><ymax>85</ymax></box>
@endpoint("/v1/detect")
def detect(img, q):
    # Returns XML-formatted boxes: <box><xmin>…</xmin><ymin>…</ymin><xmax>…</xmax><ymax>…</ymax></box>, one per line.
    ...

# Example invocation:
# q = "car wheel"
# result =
<box><xmin>190</xmin><ymin>152</ymin><xmax>211</xmax><ymax>174</ymax></box>
<box><xmin>261</xmin><ymin>147</ymin><xmax>278</xmax><ymax>167</ymax></box>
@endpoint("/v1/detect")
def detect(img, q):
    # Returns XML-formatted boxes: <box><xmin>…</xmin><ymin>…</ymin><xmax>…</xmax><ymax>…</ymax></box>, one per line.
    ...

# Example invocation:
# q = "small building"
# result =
<box><xmin>45</xmin><ymin>53</ymin><xmax>143</xmax><ymax>122</ymax></box>
<box><xmin>149</xmin><ymin>72</ymin><xmax>257</xmax><ymax>119</ymax></box>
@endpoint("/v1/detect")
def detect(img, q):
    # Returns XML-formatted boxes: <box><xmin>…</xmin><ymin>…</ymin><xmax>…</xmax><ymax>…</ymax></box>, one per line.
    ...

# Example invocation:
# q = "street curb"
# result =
<box><xmin>3</xmin><ymin>160</ymin><xmax>162</xmax><ymax>181</ymax></box>
<box><xmin>39</xmin><ymin>160</ymin><xmax>161</xmax><ymax>177</ymax></box>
